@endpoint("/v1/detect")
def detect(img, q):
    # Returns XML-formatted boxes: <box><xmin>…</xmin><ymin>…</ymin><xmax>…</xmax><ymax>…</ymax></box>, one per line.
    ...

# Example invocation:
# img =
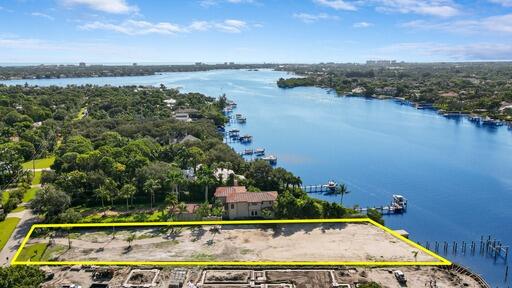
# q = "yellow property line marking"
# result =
<box><xmin>11</xmin><ymin>218</ymin><xmax>451</xmax><ymax>266</ymax></box>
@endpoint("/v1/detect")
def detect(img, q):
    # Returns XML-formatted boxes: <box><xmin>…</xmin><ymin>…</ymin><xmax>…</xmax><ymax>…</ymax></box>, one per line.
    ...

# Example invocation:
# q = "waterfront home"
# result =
<box><xmin>173</xmin><ymin>108</ymin><xmax>200</xmax><ymax>122</ymax></box>
<box><xmin>351</xmin><ymin>87</ymin><xmax>366</xmax><ymax>94</ymax></box>
<box><xmin>179</xmin><ymin>134</ymin><xmax>201</xmax><ymax>144</ymax></box>
<box><xmin>163</xmin><ymin>98</ymin><xmax>177</xmax><ymax>107</ymax></box>
<box><xmin>214</xmin><ymin>186</ymin><xmax>277</xmax><ymax>219</ymax></box>
<box><xmin>174</xmin><ymin>112</ymin><xmax>192</xmax><ymax>122</ymax></box>
<box><xmin>375</xmin><ymin>87</ymin><xmax>397</xmax><ymax>96</ymax></box>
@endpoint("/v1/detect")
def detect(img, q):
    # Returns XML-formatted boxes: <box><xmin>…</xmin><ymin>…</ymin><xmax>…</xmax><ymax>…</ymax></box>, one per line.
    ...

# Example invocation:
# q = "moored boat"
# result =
<box><xmin>262</xmin><ymin>155</ymin><xmax>277</xmax><ymax>165</ymax></box>
<box><xmin>254</xmin><ymin>148</ymin><xmax>265</xmax><ymax>156</ymax></box>
<box><xmin>326</xmin><ymin>180</ymin><xmax>337</xmax><ymax>191</ymax></box>
<box><xmin>239</xmin><ymin>134</ymin><xmax>253</xmax><ymax>143</ymax></box>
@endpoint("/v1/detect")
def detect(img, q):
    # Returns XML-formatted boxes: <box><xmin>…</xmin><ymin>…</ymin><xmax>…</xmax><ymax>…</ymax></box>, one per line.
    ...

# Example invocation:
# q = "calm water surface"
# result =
<box><xmin>3</xmin><ymin>69</ymin><xmax>512</xmax><ymax>286</ymax></box>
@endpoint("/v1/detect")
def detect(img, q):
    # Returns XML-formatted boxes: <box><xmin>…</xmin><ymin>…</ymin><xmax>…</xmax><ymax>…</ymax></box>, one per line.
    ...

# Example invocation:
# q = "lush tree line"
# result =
<box><xmin>0</xmin><ymin>266</ymin><xmax>45</xmax><ymax>288</ymax></box>
<box><xmin>277</xmin><ymin>62</ymin><xmax>512</xmax><ymax>121</ymax></box>
<box><xmin>0</xmin><ymin>84</ymin><xmax>380</xmax><ymax>224</ymax></box>
<box><xmin>0</xmin><ymin>64</ymin><xmax>277</xmax><ymax>80</ymax></box>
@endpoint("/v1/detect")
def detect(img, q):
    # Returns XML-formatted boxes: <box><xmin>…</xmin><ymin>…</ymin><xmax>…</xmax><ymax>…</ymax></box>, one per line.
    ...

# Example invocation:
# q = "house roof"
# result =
<box><xmin>226</xmin><ymin>191</ymin><xmax>278</xmax><ymax>203</ymax></box>
<box><xmin>179</xmin><ymin>135</ymin><xmax>201</xmax><ymax>143</ymax></box>
<box><xmin>214</xmin><ymin>186</ymin><xmax>247</xmax><ymax>197</ymax></box>
<box><xmin>215</xmin><ymin>186</ymin><xmax>277</xmax><ymax>203</ymax></box>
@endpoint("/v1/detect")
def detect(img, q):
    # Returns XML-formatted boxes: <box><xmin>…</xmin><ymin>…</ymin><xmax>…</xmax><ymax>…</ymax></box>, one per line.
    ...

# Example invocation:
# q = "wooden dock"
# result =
<box><xmin>354</xmin><ymin>205</ymin><xmax>406</xmax><ymax>215</ymax></box>
<box><xmin>301</xmin><ymin>185</ymin><xmax>334</xmax><ymax>193</ymax></box>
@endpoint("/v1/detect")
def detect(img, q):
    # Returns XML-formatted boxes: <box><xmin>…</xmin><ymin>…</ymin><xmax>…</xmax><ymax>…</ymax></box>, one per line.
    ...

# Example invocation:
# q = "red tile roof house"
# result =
<box><xmin>214</xmin><ymin>186</ymin><xmax>277</xmax><ymax>219</ymax></box>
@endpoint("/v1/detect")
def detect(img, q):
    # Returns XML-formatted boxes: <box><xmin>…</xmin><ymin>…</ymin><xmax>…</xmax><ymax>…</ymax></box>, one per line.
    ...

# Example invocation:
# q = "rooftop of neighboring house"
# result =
<box><xmin>214</xmin><ymin>186</ymin><xmax>278</xmax><ymax>203</ymax></box>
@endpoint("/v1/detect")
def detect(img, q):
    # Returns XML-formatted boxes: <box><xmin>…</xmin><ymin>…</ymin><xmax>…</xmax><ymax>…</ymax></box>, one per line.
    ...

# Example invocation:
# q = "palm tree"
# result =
<box><xmin>335</xmin><ymin>183</ymin><xmax>349</xmax><ymax>206</ymax></box>
<box><xmin>166</xmin><ymin>169</ymin><xmax>185</xmax><ymax>200</ymax></box>
<box><xmin>177</xmin><ymin>202</ymin><xmax>187</xmax><ymax>219</ymax></box>
<box><xmin>119</xmin><ymin>184</ymin><xmax>136</xmax><ymax>211</ymax></box>
<box><xmin>164</xmin><ymin>192</ymin><xmax>178</xmax><ymax>219</ymax></box>
<box><xmin>143</xmin><ymin>179</ymin><xmax>160</xmax><ymax>209</ymax></box>
<box><xmin>197</xmin><ymin>166</ymin><xmax>216</xmax><ymax>202</ymax></box>
<box><xmin>94</xmin><ymin>186</ymin><xmax>110</xmax><ymax>209</ymax></box>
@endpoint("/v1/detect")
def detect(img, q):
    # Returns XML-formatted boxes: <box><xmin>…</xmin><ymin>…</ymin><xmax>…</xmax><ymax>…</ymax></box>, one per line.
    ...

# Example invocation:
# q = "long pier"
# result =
<box><xmin>301</xmin><ymin>185</ymin><xmax>333</xmax><ymax>193</ymax></box>
<box><xmin>353</xmin><ymin>205</ymin><xmax>405</xmax><ymax>215</ymax></box>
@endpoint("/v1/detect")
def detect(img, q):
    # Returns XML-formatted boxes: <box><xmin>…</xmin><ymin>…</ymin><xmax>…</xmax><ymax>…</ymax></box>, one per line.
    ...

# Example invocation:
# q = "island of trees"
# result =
<box><xmin>0</xmin><ymin>63</ymin><xmax>277</xmax><ymax>80</ymax></box>
<box><xmin>277</xmin><ymin>62</ymin><xmax>512</xmax><ymax>122</ymax></box>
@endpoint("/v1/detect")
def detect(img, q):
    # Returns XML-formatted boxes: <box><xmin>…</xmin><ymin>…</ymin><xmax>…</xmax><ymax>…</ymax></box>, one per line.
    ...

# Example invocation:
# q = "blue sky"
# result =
<box><xmin>0</xmin><ymin>0</ymin><xmax>512</xmax><ymax>63</ymax></box>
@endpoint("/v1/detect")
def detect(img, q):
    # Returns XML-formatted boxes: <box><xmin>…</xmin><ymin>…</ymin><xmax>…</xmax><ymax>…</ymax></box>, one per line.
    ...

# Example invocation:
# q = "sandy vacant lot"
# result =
<box><xmin>23</xmin><ymin>222</ymin><xmax>440</xmax><ymax>263</ymax></box>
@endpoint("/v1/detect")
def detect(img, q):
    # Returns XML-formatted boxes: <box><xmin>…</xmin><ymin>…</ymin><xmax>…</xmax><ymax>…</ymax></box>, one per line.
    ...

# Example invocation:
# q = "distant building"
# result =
<box><xmin>132</xmin><ymin>63</ymin><xmax>138</xmax><ymax>66</ymax></box>
<box><xmin>174</xmin><ymin>112</ymin><xmax>192</xmax><ymax>122</ymax></box>
<box><xmin>79</xmin><ymin>62</ymin><xmax>86</xmax><ymax>67</ymax></box>
<box><xmin>214</xmin><ymin>186</ymin><xmax>277</xmax><ymax>219</ymax></box>
<box><xmin>179</xmin><ymin>134</ymin><xmax>201</xmax><ymax>144</ymax></box>
<box><xmin>374</xmin><ymin>87</ymin><xmax>397</xmax><ymax>96</ymax></box>
<box><xmin>163</xmin><ymin>98</ymin><xmax>177</xmax><ymax>107</ymax></box>
<box><xmin>351</xmin><ymin>87</ymin><xmax>366</xmax><ymax>94</ymax></box>
<box><xmin>366</xmin><ymin>60</ymin><xmax>396</xmax><ymax>65</ymax></box>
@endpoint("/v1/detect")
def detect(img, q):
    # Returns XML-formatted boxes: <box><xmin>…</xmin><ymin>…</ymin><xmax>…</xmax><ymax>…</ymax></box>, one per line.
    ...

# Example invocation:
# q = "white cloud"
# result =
<box><xmin>401</xmin><ymin>13</ymin><xmax>512</xmax><ymax>34</ymax></box>
<box><xmin>379</xmin><ymin>42</ymin><xmax>512</xmax><ymax>60</ymax></box>
<box><xmin>313</xmin><ymin>0</ymin><xmax>459</xmax><ymax>17</ymax></box>
<box><xmin>293</xmin><ymin>12</ymin><xmax>339</xmax><ymax>23</ymax></box>
<box><xmin>79</xmin><ymin>20</ymin><xmax>185</xmax><ymax>35</ymax></box>
<box><xmin>60</xmin><ymin>0</ymin><xmax>138</xmax><ymax>14</ymax></box>
<box><xmin>353</xmin><ymin>21</ymin><xmax>373</xmax><ymax>28</ymax></box>
<box><xmin>0</xmin><ymin>6</ymin><xmax>14</xmax><ymax>13</ymax></box>
<box><xmin>0</xmin><ymin>38</ymin><xmax>49</xmax><ymax>49</ymax></box>
<box><xmin>214</xmin><ymin>19</ymin><xmax>247</xmax><ymax>33</ymax></box>
<box><xmin>373</xmin><ymin>0</ymin><xmax>459</xmax><ymax>17</ymax></box>
<box><xmin>31</xmin><ymin>12</ymin><xmax>55</xmax><ymax>21</ymax></box>
<box><xmin>314</xmin><ymin>0</ymin><xmax>357</xmax><ymax>11</ymax></box>
<box><xmin>199</xmin><ymin>0</ymin><xmax>255</xmax><ymax>7</ymax></box>
<box><xmin>79</xmin><ymin>19</ymin><xmax>249</xmax><ymax>35</ymax></box>
<box><xmin>189</xmin><ymin>21</ymin><xmax>211</xmax><ymax>31</ymax></box>
<box><xmin>489</xmin><ymin>0</ymin><xmax>512</xmax><ymax>7</ymax></box>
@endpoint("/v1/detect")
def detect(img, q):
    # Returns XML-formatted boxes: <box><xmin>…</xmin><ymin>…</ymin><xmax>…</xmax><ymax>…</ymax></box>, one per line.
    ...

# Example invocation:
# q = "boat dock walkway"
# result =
<box><xmin>301</xmin><ymin>185</ymin><xmax>334</xmax><ymax>193</ymax></box>
<box><xmin>353</xmin><ymin>205</ymin><xmax>406</xmax><ymax>215</ymax></box>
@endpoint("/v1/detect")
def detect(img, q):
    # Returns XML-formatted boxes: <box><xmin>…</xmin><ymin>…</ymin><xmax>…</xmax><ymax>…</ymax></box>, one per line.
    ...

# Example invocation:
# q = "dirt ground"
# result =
<box><xmin>334</xmin><ymin>267</ymin><xmax>485</xmax><ymax>287</ymax></box>
<box><xmin>265</xmin><ymin>270</ymin><xmax>333</xmax><ymax>288</ymax></box>
<box><xmin>40</xmin><ymin>267</ymin><xmax>486</xmax><ymax>288</ymax></box>
<box><xmin>25</xmin><ymin>223</ymin><xmax>439</xmax><ymax>263</ymax></box>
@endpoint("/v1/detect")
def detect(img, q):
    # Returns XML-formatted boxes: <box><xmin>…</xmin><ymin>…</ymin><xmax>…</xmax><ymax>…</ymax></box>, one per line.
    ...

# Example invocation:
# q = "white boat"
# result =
<box><xmin>239</xmin><ymin>135</ymin><xmax>253</xmax><ymax>143</ymax></box>
<box><xmin>262</xmin><ymin>155</ymin><xmax>277</xmax><ymax>164</ymax></box>
<box><xmin>326</xmin><ymin>180</ymin><xmax>337</xmax><ymax>191</ymax></box>
<box><xmin>392</xmin><ymin>195</ymin><xmax>407</xmax><ymax>210</ymax></box>
<box><xmin>254</xmin><ymin>148</ymin><xmax>265</xmax><ymax>156</ymax></box>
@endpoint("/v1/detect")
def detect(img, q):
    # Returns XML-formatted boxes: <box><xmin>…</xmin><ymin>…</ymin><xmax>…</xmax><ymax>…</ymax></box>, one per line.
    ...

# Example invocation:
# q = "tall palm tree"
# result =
<box><xmin>143</xmin><ymin>179</ymin><xmax>160</xmax><ymax>209</ymax></box>
<box><xmin>335</xmin><ymin>183</ymin><xmax>349</xmax><ymax>206</ymax></box>
<box><xmin>119</xmin><ymin>184</ymin><xmax>136</xmax><ymax>211</ymax></box>
<box><xmin>164</xmin><ymin>192</ymin><xmax>178</xmax><ymax>219</ymax></box>
<box><xmin>197</xmin><ymin>166</ymin><xmax>215</xmax><ymax>202</ymax></box>
<box><xmin>166</xmin><ymin>169</ymin><xmax>185</xmax><ymax>200</ymax></box>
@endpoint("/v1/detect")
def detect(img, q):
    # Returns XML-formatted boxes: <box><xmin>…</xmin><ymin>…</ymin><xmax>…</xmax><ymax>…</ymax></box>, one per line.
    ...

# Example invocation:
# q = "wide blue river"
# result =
<box><xmin>3</xmin><ymin>69</ymin><xmax>512</xmax><ymax>286</ymax></box>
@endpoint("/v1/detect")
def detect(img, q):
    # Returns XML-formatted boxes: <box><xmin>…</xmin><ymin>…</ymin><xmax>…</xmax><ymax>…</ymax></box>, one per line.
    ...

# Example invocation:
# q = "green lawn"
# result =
<box><xmin>22</xmin><ymin>157</ymin><xmax>55</xmax><ymax>170</ymax></box>
<box><xmin>12</xmin><ymin>206</ymin><xmax>26</xmax><ymax>213</ymax></box>
<box><xmin>81</xmin><ymin>208</ymin><xmax>166</xmax><ymax>223</ymax></box>
<box><xmin>1</xmin><ymin>191</ymin><xmax>9</xmax><ymax>205</ymax></box>
<box><xmin>17</xmin><ymin>243</ymin><xmax>67</xmax><ymax>262</ymax></box>
<box><xmin>31</xmin><ymin>171</ymin><xmax>42</xmax><ymax>185</ymax></box>
<box><xmin>23</xmin><ymin>187</ymin><xmax>39</xmax><ymax>203</ymax></box>
<box><xmin>0</xmin><ymin>217</ymin><xmax>21</xmax><ymax>252</ymax></box>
